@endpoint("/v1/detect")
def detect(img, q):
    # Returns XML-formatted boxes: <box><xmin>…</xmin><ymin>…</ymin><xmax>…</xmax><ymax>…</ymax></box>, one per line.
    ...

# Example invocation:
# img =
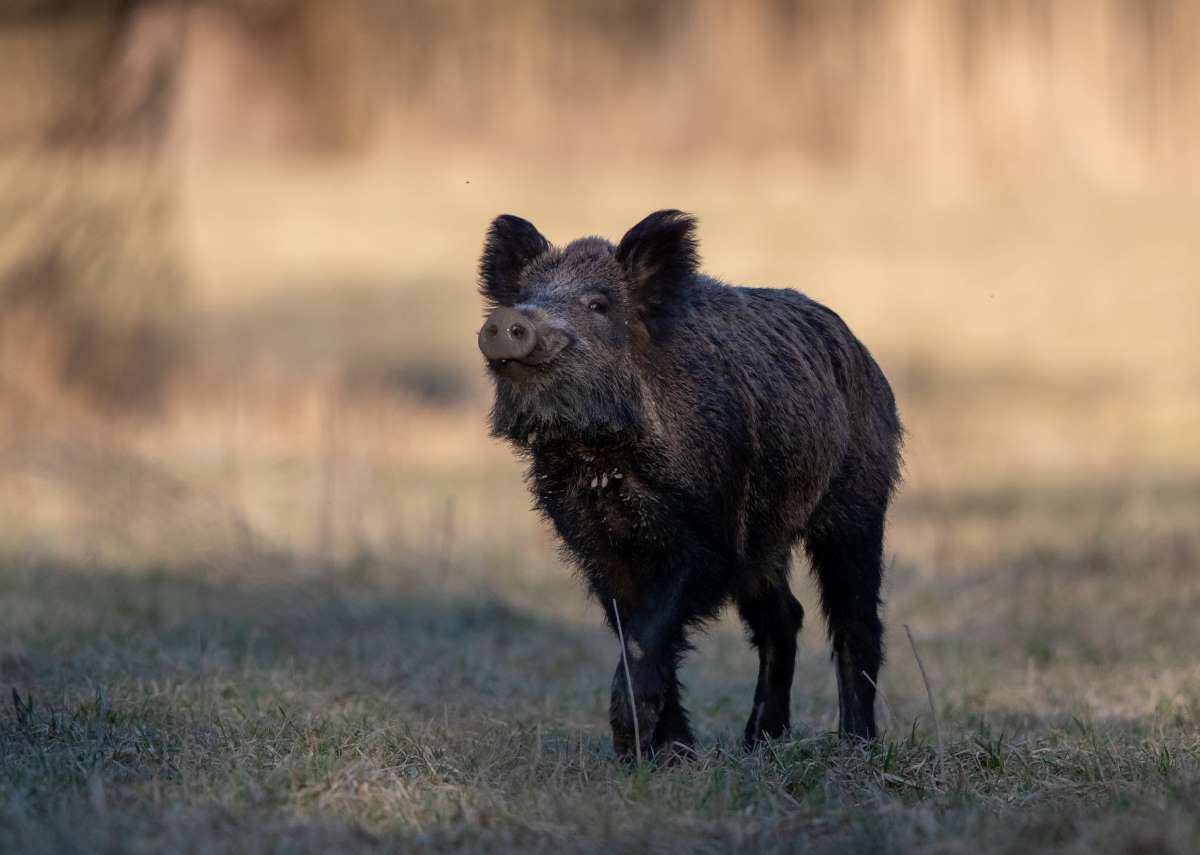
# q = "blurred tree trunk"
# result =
<box><xmin>0</xmin><ymin>0</ymin><xmax>189</xmax><ymax>414</ymax></box>
<box><xmin>0</xmin><ymin>0</ymin><xmax>378</xmax><ymax>414</ymax></box>
<box><xmin>178</xmin><ymin>0</ymin><xmax>375</xmax><ymax>154</ymax></box>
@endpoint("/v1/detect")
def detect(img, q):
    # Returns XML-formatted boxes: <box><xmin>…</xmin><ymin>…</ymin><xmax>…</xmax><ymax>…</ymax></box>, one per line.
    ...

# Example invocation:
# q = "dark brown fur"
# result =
<box><xmin>478</xmin><ymin>210</ymin><xmax>902</xmax><ymax>759</ymax></box>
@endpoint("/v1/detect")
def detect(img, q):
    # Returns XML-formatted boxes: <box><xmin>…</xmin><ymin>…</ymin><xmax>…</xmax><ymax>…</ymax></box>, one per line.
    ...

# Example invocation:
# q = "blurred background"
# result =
<box><xmin>2</xmin><ymin>2</ymin><xmax>1200</xmax><ymax>848</ymax></box>
<box><xmin>3</xmin><ymin>0</ymin><xmax>1200</xmax><ymax>750</ymax></box>
<box><xmin>3</xmin><ymin>0</ymin><xmax>1198</xmax><ymax>564</ymax></box>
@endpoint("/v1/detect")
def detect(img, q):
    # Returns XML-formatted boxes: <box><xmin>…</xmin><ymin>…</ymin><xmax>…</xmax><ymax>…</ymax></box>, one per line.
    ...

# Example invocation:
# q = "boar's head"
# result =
<box><xmin>477</xmin><ymin>210</ymin><xmax>698</xmax><ymax>445</ymax></box>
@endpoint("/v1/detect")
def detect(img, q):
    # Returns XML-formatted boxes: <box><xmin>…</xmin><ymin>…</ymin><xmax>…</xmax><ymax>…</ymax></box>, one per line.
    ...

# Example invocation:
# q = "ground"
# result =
<box><xmin>1</xmin><ymin>162</ymin><xmax>1199</xmax><ymax>853</ymax></box>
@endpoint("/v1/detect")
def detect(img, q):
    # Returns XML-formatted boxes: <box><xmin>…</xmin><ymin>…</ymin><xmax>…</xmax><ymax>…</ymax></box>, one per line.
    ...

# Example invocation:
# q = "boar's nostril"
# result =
<box><xmin>479</xmin><ymin>306</ymin><xmax>538</xmax><ymax>362</ymax></box>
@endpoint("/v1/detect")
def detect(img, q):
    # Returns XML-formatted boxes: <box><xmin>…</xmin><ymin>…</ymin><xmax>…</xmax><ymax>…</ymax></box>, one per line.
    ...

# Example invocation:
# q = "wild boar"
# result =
<box><xmin>477</xmin><ymin>210</ymin><xmax>902</xmax><ymax>760</ymax></box>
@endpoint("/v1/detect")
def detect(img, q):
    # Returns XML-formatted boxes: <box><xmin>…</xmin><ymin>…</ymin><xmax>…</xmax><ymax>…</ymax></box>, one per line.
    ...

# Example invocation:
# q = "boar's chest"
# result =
<box><xmin>529</xmin><ymin>442</ymin><xmax>671</xmax><ymax>556</ymax></box>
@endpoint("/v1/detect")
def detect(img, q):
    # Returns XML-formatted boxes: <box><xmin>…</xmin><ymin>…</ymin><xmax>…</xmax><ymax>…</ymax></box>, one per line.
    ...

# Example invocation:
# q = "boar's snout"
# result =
<box><xmin>479</xmin><ymin>306</ymin><xmax>537</xmax><ymax>362</ymax></box>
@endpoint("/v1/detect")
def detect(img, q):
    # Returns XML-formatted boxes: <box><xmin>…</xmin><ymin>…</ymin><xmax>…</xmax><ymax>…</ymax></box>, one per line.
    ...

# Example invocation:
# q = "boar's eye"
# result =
<box><xmin>585</xmin><ymin>296</ymin><xmax>609</xmax><ymax>315</ymax></box>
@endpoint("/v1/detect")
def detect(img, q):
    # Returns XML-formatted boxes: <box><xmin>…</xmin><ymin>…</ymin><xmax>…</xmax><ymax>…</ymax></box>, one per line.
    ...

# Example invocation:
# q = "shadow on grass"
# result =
<box><xmin>0</xmin><ymin>553</ymin><xmax>604</xmax><ymax>718</ymax></box>
<box><xmin>3</xmin><ymin>539</ymin><xmax>1199</xmax><ymax>854</ymax></box>
<box><xmin>0</xmin><ymin>552</ymin><xmax>616</xmax><ymax>846</ymax></box>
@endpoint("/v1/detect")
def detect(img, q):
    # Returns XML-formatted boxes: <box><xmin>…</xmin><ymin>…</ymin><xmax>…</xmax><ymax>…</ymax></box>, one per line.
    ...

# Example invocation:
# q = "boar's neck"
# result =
<box><xmin>488</xmin><ymin>368</ymin><xmax>647</xmax><ymax>446</ymax></box>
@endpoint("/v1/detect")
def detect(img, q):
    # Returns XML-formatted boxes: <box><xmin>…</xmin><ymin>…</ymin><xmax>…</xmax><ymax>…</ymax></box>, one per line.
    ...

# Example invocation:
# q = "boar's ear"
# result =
<box><xmin>615</xmin><ymin>209</ymin><xmax>699</xmax><ymax>314</ymax></box>
<box><xmin>479</xmin><ymin>215</ymin><xmax>552</xmax><ymax>306</ymax></box>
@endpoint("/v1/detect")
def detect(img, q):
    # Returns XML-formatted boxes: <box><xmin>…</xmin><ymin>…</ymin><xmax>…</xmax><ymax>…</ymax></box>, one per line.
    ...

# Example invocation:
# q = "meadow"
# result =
<box><xmin>2</xmin><ymin>160</ymin><xmax>1199</xmax><ymax>852</ymax></box>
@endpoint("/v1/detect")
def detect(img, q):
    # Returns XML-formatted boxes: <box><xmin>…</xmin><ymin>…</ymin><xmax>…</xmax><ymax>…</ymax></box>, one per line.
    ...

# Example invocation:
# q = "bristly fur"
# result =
<box><xmin>476</xmin><ymin>209</ymin><xmax>903</xmax><ymax>761</ymax></box>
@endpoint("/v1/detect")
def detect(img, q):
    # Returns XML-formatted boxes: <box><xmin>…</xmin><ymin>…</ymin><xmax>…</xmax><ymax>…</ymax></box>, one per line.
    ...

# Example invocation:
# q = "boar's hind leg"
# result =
<box><xmin>805</xmin><ymin>500</ymin><xmax>887</xmax><ymax>740</ymax></box>
<box><xmin>737</xmin><ymin>578</ymin><xmax>804</xmax><ymax>749</ymax></box>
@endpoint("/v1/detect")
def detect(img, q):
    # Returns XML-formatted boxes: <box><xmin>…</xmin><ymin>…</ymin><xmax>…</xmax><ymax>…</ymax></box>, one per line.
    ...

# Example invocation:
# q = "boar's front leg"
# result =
<box><xmin>608</xmin><ymin>657</ymin><xmax>695</xmax><ymax>763</ymax></box>
<box><xmin>605</xmin><ymin>588</ymin><xmax>698</xmax><ymax>763</ymax></box>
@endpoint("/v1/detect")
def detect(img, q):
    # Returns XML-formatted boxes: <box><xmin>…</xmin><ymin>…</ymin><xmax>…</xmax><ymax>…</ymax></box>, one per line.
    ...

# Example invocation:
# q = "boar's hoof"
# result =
<box><xmin>610</xmin><ymin>693</ymin><xmax>663</xmax><ymax>763</ymax></box>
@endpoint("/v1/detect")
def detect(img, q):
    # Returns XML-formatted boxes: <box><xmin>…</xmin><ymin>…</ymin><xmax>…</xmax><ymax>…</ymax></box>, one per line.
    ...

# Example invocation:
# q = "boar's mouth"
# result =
<box><xmin>487</xmin><ymin>345</ymin><xmax>645</xmax><ymax>444</ymax></box>
<box><xmin>488</xmin><ymin>357</ymin><xmax>549</xmax><ymax>383</ymax></box>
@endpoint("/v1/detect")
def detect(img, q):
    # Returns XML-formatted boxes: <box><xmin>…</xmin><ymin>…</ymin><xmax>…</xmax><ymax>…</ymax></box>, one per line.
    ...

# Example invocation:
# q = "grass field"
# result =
<box><xmin>2</xmin><ymin>161</ymin><xmax>1200</xmax><ymax>852</ymax></box>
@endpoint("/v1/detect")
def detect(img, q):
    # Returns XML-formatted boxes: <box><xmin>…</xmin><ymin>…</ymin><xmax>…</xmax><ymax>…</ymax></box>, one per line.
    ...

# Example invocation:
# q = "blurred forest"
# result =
<box><xmin>3</xmin><ymin>0</ymin><xmax>1199</xmax><ymax>415</ymax></box>
<box><xmin>2</xmin><ymin>0</ymin><xmax>1199</xmax><ymax>553</ymax></box>
<box><xmin>3</xmin><ymin>0</ymin><xmax>1198</xmax><ymax>172</ymax></box>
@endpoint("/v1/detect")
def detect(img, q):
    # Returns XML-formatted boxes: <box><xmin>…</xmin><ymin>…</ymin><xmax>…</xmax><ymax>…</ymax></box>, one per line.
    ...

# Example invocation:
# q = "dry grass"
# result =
<box><xmin>2</xmin><ymin>158</ymin><xmax>1199</xmax><ymax>852</ymax></box>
